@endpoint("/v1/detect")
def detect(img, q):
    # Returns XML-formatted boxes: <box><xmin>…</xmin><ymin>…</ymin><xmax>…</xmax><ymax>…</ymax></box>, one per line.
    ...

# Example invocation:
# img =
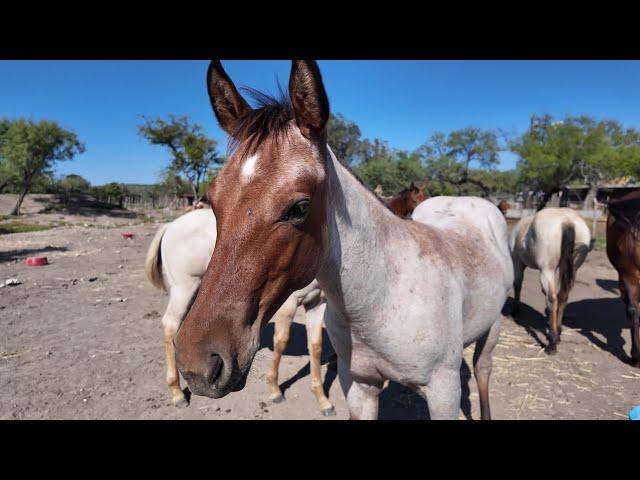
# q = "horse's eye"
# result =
<box><xmin>281</xmin><ymin>200</ymin><xmax>310</xmax><ymax>224</ymax></box>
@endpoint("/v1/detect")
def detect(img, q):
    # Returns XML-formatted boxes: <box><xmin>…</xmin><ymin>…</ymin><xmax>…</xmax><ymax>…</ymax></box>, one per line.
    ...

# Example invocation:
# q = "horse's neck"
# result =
<box><xmin>317</xmin><ymin>148</ymin><xmax>404</xmax><ymax>321</ymax></box>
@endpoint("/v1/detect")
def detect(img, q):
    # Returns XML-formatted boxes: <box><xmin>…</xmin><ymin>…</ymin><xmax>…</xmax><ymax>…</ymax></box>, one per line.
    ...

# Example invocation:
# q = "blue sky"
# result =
<box><xmin>1</xmin><ymin>60</ymin><xmax>639</xmax><ymax>185</ymax></box>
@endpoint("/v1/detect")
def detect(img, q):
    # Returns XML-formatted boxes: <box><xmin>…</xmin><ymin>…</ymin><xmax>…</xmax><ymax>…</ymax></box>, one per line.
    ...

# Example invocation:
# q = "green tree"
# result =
<box><xmin>57</xmin><ymin>174</ymin><xmax>91</xmax><ymax>204</ymax></box>
<box><xmin>159</xmin><ymin>166</ymin><xmax>190</xmax><ymax>198</ymax></box>
<box><xmin>326</xmin><ymin>114</ymin><xmax>365</xmax><ymax>166</ymax></box>
<box><xmin>419</xmin><ymin>127</ymin><xmax>501</xmax><ymax>196</ymax></box>
<box><xmin>102</xmin><ymin>182</ymin><xmax>128</xmax><ymax>209</ymax></box>
<box><xmin>511</xmin><ymin>115</ymin><xmax>640</xmax><ymax>207</ymax></box>
<box><xmin>354</xmin><ymin>146</ymin><xmax>427</xmax><ymax>195</ymax></box>
<box><xmin>0</xmin><ymin>119</ymin><xmax>84</xmax><ymax>215</ymax></box>
<box><xmin>360</xmin><ymin>138</ymin><xmax>393</xmax><ymax>164</ymax></box>
<box><xmin>0</xmin><ymin>120</ymin><xmax>10</xmax><ymax>193</ymax></box>
<box><xmin>138</xmin><ymin>115</ymin><xmax>222</xmax><ymax>200</ymax></box>
<box><xmin>355</xmin><ymin>154</ymin><xmax>402</xmax><ymax>194</ymax></box>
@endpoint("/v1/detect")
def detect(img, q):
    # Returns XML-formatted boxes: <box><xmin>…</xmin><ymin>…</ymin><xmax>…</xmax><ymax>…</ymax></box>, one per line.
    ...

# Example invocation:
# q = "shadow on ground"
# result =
<box><xmin>596</xmin><ymin>278</ymin><xmax>619</xmax><ymax>295</ymax></box>
<box><xmin>507</xmin><ymin>295</ymin><xmax>634</xmax><ymax>366</ymax></box>
<box><xmin>260</xmin><ymin>321</ymin><xmax>475</xmax><ymax>419</ymax></box>
<box><xmin>0</xmin><ymin>246</ymin><xmax>68</xmax><ymax>263</ymax></box>
<box><xmin>33</xmin><ymin>194</ymin><xmax>138</xmax><ymax>219</ymax></box>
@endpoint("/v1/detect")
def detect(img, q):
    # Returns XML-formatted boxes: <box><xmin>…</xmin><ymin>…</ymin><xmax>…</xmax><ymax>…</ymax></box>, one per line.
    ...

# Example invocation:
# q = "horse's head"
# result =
<box><xmin>407</xmin><ymin>182</ymin><xmax>426</xmax><ymax>214</ymax></box>
<box><xmin>174</xmin><ymin>60</ymin><xmax>331</xmax><ymax>398</ymax></box>
<box><xmin>497</xmin><ymin>199</ymin><xmax>510</xmax><ymax>216</ymax></box>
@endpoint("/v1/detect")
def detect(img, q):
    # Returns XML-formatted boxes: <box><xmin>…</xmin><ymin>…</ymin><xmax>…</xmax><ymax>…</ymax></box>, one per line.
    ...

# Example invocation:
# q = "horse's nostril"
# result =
<box><xmin>208</xmin><ymin>354</ymin><xmax>223</xmax><ymax>385</ymax></box>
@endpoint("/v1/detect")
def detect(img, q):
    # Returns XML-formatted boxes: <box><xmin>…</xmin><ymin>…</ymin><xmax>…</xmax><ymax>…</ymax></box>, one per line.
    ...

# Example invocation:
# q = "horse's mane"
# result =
<box><xmin>229</xmin><ymin>85</ymin><xmax>294</xmax><ymax>157</ymax></box>
<box><xmin>226</xmin><ymin>86</ymin><xmax>395</xmax><ymax>215</ymax></box>
<box><xmin>607</xmin><ymin>190</ymin><xmax>640</xmax><ymax>237</ymax></box>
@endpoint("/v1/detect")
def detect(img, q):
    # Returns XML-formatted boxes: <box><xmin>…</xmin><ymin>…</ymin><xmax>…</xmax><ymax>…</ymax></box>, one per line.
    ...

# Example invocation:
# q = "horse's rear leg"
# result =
<box><xmin>266</xmin><ymin>297</ymin><xmax>296</xmax><ymax>403</ymax></box>
<box><xmin>305</xmin><ymin>302</ymin><xmax>335</xmax><ymax>416</ymax></box>
<box><xmin>624</xmin><ymin>279</ymin><xmax>640</xmax><ymax>368</ymax></box>
<box><xmin>473</xmin><ymin>316</ymin><xmax>502</xmax><ymax>420</ymax></box>
<box><xmin>512</xmin><ymin>259</ymin><xmax>525</xmax><ymax>317</ymax></box>
<box><xmin>540</xmin><ymin>269</ymin><xmax>560</xmax><ymax>354</ymax></box>
<box><xmin>162</xmin><ymin>283</ymin><xmax>199</xmax><ymax>407</ymax></box>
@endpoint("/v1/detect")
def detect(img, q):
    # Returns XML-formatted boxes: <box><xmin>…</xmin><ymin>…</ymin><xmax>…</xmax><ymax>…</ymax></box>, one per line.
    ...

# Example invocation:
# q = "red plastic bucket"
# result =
<box><xmin>121</xmin><ymin>232</ymin><xmax>134</xmax><ymax>240</ymax></box>
<box><xmin>25</xmin><ymin>257</ymin><xmax>48</xmax><ymax>266</ymax></box>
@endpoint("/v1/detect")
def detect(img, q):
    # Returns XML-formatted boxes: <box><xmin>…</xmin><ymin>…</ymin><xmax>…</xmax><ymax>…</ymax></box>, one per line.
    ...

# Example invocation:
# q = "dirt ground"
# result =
<box><xmin>1</xmin><ymin>201</ymin><xmax>639</xmax><ymax>420</ymax></box>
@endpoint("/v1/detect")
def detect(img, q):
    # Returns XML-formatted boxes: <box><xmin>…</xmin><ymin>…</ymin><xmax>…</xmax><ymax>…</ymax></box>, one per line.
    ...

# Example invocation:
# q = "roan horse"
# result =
<box><xmin>510</xmin><ymin>208</ymin><xmax>593</xmax><ymax>353</ymax></box>
<box><xmin>606</xmin><ymin>190</ymin><xmax>640</xmax><ymax>367</ymax></box>
<box><xmin>145</xmin><ymin>208</ymin><xmax>335</xmax><ymax>415</ymax></box>
<box><xmin>173</xmin><ymin>60</ymin><xmax>513</xmax><ymax>420</ymax></box>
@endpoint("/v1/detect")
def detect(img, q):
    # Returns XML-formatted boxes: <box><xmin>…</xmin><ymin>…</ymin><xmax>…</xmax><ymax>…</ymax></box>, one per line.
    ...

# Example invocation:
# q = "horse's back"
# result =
<box><xmin>161</xmin><ymin>208</ymin><xmax>217</xmax><ymax>284</ymax></box>
<box><xmin>412</xmin><ymin>196</ymin><xmax>513</xmax><ymax>298</ymax></box>
<box><xmin>412</xmin><ymin>196</ymin><xmax>511</xmax><ymax>263</ymax></box>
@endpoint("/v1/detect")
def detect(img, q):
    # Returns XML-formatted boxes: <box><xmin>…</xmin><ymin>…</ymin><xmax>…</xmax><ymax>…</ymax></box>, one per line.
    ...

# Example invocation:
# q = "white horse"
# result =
<box><xmin>144</xmin><ymin>208</ymin><xmax>335</xmax><ymax>415</ymax></box>
<box><xmin>509</xmin><ymin>207</ymin><xmax>593</xmax><ymax>353</ymax></box>
<box><xmin>173</xmin><ymin>60</ymin><xmax>513</xmax><ymax>420</ymax></box>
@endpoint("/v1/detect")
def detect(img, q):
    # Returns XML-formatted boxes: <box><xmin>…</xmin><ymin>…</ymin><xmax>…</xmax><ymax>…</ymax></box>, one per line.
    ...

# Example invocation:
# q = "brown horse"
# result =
<box><xmin>606</xmin><ymin>190</ymin><xmax>640</xmax><ymax>368</ymax></box>
<box><xmin>385</xmin><ymin>182</ymin><xmax>426</xmax><ymax>218</ymax></box>
<box><xmin>497</xmin><ymin>200</ymin><xmax>510</xmax><ymax>216</ymax></box>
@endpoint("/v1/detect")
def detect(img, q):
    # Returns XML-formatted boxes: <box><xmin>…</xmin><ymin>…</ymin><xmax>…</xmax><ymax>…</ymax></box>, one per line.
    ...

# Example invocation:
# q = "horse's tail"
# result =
<box><xmin>145</xmin><ymin>222</ymin><xmax>170</xmax><ymax>292</ymax></box>
<box><xmin>558</xmin><ymin>221</ymin><xmax>576</xmax><ymax>304</ymax></box>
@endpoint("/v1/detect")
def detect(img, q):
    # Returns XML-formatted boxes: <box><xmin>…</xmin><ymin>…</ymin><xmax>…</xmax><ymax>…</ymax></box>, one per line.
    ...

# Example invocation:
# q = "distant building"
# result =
<box><xmin>567</xmin><ymin>181</ymin><xmax>640</xmax><ymax>205</ymax></box>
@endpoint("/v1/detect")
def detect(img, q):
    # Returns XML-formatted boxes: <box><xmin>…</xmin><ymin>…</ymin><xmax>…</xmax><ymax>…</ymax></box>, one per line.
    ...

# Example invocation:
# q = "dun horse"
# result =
<box><xmin>173</xmin><ymin>60</ymin><xmax>513</xmax><ymax>420</ymax></box>
<box><xmin>145</xmin><ymin>208</ymin><xmax>335</xmax><ymax>415</ymax></box>
<box><xmin>606</xmin><ymin>190</ymin><xmax>640</xmax><ymax>367</ymax></box>
<box><xmin>510</xmin><ymin>208</ymin><xmax>593</xmax><ymax>353</ymax></box>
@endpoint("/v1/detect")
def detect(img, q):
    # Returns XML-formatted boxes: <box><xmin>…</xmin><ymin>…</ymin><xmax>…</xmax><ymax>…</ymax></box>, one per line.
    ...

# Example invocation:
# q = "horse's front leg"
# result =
<box><xmin>419</xmin><ymin>365</ymin><xmax>461</xmax><ymax>420</ymax></box>
<box><xmin>162</xmin><ymin>283</ymin><xmax>199</xmax><ymax>407</ymax></box>
<box><xmin>338</xmin><ymin>358</ymin><xmax>382</xmax><ymax>420</ymax></box>
<box><xmin>304</xmin><ymin>302</ymin><xmax>335</xmax><ymax>416</ymax></box>
<box><xmin>266</xmin><ymin>296</ymin><xmax>297</xmax><ymax>403</ymax></box>
<box><xmin>322</xmin><ymin>306</ymin><xmax>381</xmax><ymax>419</ymax></box>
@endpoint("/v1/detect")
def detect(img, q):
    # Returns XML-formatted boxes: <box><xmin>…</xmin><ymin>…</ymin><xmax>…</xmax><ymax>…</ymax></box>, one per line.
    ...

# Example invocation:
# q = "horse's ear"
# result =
<box><xmin>410</xmin><ymin>181</ymin><xmax>418</xmax><ymax>192</ymax></box>
<box><xmin>207</xmin><ymin>60</ymin><xmax>252</xmax><ymax>136</ymax></box>
<box><xmin>289</xmin><ymin>60</ymin><xmax>330</xmax><ymax>139</ymax></box>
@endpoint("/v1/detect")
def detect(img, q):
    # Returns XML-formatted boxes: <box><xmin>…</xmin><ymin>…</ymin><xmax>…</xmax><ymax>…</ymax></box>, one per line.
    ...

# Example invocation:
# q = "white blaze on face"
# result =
<box><xmin>241</xmin><ymin>154</ymin><xmax>259</xmax><ymax>182</ymax></box>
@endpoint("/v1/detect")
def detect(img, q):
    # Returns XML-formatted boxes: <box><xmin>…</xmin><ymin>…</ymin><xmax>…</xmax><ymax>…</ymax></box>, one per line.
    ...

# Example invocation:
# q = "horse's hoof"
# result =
<box><xmin>172</xmin><ymin>396</ymin><xmax>189</xmax><ymax>408</ymax></box>
<box><xmin>271</xmin><ymin>394</ymin><xmax>286</xmax><ymax>404</ymax></box>
<box><xmin>631</xmin><ymin>358</ymin><xmax>640</xmax><ymax>369</ymax></box>
<box><xmin>544</xmin><ymin>345</ymin><xmax>557</xmax><ymax>355</ymax></box>
<box><xmin>321</xmin><ymin>406</ymin><xmax>336</xmax><ymax>417</ymax></box>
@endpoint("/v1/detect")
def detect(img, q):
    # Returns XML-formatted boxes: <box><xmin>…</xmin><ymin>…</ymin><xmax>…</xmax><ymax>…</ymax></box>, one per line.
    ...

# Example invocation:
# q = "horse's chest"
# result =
<box><xmin>348</xmin><ymin>323</ymin><xmax>443</xmax><ymax>386</ymax></box>
<box><xmin>349</xmin><ymin>339</ymin><xmax>418</xmax><ymax>386</ymax></box>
